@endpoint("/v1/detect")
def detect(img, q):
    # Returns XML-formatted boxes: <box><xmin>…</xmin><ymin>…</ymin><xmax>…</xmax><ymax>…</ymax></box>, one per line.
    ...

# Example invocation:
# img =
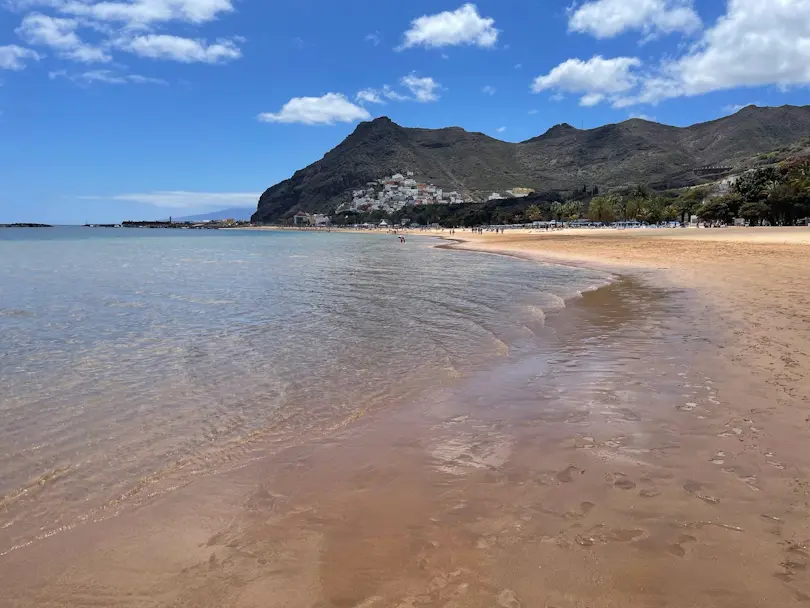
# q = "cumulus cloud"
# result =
<box><xmin>115</xmin><ymin>34</ymin><xmax>241</xmax><ymax>63</ymax></box>
<box><xmin>618</xmin><ymin>0</ymin><xmax>810</xmax><ymax>106</ymax></box>
<box><xmin>356</xmin><ymin>88</ymin><xmax>385</xmax><ymax>104</ymax></box>
<box><xmin>671</xmin><ymin>0</ymin><xmax>810</xmax><ymax>95</ymax></box>
<box><xmin>80</xmin><ymin>190</ymin><xmax>260</xmax><ymax>209</ymax></box>
<box><xmin>0</xmin><ymin>44</ymin><xmax>40</xmax><ymax>70</ymax></box>
<box><xmin>482</xmin><ymin>84</ymin><xmax>496</xmax><ymax>95</ymax></box>
<box><xmin>568</xmin><ymin>0</ymin><xmax>702</xmax><ymax>39</ymax></box>
<box><xmin>49</xmin><ymin>68</ymin><xmax>167</xmax><ymax>84</ymax></box>
<box><xmin>531</xmin><ymin>55</ymin><xmax>641</xmax><ymax>107</ymax></box>
<box><xmin>401</xmin><ymin>73</ymin><xmax>441</xmax><ymax>102</ymax></box>
<box><xmin>258</xmin><ymin>93</ymin><xmax>371</xmax><ymax>125</ymax></box>
<box><xmin>400</xmin><ymin>3</ymin><xmax>498</xmax><ymax>49</ymax></box>
<box><xmin>365</xmin><ymin>32</ymin><xmax>380</xmax><ymax>46</ymax></box>
<box><xmin>16</xmin><ymin>13</ymin><xmax>111</xmax><ymax>63</ymax></box>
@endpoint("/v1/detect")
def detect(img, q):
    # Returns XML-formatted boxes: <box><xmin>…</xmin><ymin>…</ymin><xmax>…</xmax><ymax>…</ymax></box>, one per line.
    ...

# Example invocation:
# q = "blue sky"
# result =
<box><xmin>1</xmin><ymin>0</ymin><xmax>809</xmax><ymax>223</ymax></box>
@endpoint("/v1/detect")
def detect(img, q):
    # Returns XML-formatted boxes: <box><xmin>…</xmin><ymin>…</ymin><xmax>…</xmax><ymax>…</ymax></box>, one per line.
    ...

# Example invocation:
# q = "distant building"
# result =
<box><xmin>507</xmin><ymin>187</ymin><xmax>535</xmax><ymax>198</ymax></box>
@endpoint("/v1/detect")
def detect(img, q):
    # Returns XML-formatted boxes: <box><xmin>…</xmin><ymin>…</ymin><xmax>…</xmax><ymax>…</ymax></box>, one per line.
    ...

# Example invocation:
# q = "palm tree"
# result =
<box><xmin>588</xmin><ymin>196</ymin><xmax>615</xmax><ymax>223</ymax></box>
<box><xmin>525</xmin><ymin>204</ymin><xmax>543</xmax><ymax>222</ymax></box>
<box><xmin>632</xmin><ymin>184</ymin><xmax>650</xmax><ymax>200</ymax></box>
<box><xmin>563</xmin><ymin>201</ymin><xmax>583</xmax><ymax>220</ymax></box>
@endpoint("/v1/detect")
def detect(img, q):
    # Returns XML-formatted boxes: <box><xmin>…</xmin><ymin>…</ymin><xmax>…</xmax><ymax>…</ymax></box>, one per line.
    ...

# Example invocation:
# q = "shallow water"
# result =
<box><xmin>0</xmin><ymin>227</ymin><xmax>609</xmax><ymax>555</ymax></box>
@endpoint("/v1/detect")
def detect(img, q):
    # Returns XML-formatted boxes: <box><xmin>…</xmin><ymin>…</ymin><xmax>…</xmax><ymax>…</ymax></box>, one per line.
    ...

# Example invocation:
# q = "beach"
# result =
<box><xmin>3</xmin><ymin>227</ymin><xmax>810</xmax><ymax>607</ymax></box>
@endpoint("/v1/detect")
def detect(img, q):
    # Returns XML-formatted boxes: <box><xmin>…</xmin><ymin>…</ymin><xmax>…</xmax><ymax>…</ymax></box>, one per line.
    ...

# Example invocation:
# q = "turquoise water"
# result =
<box><xmin>0</xmin><ymin>227</ymin><xmax>609</xmax><ymax>554</ymax></box>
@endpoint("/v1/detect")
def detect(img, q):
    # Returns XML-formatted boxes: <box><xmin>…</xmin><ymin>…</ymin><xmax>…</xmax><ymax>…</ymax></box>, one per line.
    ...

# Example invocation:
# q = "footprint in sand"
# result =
<box><xmin>776</xmin><ymin>556</ymin><xmax>808</xmax><ymax>582</ymax></box>
<box><xmin>556</xmin><ymin>465</ymin><xmax>585</xmax><ymax>483</ymax></box>
<box><xmin>677</xmin><ymin>402</ymin><xmax>698</xmax><ymax>412</ymax></box>
<box><xmin>667</xmin><ymin>534</ymin><xmax>697</xmax><ymax>557</ymax></box>
<box><xmin>721</xmin><ymin>467</ymin><xmax>761</xmax><ymax>491</ymax></box>
<box><xmin>497</xmin><ymin>589</ymin><xmax>521</xmax><ymax>608</ymax></box>
<box><xmin>683</xmin><ymin>480</ymin><xmax>720</xmax><ymax>504</ymax></box>
<box><xmin>575</xmin><ymin>525</ymin><xmax>647</xmax><ymax>547</ymax></box>
<box><xmin>563</xmin><ymin>502</ymin><xmax>596</xmax><ymax>520</ymax></box>
<box><xmin>617</xmin><ymin>407</ymin><xmax>641</xmax><ymax>422</ymax></box>
<box><xmin>710</xmin><ymin>451</ymin><xmax>726</xmax><ymax>465</ymax></box>
<box><xmin>607</xmin><ymin>472</ymin><xmax>637</xmax><ymax>490</ymax></box>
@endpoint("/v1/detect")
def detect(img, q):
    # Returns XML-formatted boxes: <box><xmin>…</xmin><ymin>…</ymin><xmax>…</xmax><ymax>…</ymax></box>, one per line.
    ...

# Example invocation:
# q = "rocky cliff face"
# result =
<box><xmin>253</xmin><ymin>106</ymin><xmax>810</xmax><ymax>222</ymax></box>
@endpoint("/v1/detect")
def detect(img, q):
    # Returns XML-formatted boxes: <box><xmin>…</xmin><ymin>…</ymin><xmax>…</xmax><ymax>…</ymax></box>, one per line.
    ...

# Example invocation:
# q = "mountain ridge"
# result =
<box><xmin>253</xmin><ymin>105</ymin><xmax>810</xmax><ymax>223</ymax></box>
<box><xmin>173</xmin><ymin>207</ymin><xmax>253</xmax><ymax>222</ymax></box>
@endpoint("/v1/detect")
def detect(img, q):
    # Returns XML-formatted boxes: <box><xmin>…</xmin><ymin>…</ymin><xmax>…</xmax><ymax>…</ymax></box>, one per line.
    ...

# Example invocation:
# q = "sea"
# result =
<box><xmin>0</xmin><ymin>227</ymin><xmax>611</xmax><ymax>557</ymax></box>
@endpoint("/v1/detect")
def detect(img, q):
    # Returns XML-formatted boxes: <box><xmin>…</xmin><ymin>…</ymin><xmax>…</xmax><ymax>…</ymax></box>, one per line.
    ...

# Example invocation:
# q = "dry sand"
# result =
<box><xmin>3</xmin><ymin>227</ymin><xmax>810</xmax><ymax>608</ymax></box>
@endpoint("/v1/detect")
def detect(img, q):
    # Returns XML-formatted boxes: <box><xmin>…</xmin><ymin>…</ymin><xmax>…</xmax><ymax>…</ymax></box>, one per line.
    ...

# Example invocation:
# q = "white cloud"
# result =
<box><xmin>16</xmin><ymin>12</ymin><xmax>111</xmax><ymax>62</ymax></box>
<box><xmin>527</xmin><ymin>109</ymin><xmax>538</xmax><ymax>115</ymax></box>
<box><xmin>356</xmin><ymin>88</ymin><xmax>385</xmax><ymax>104</ymax></box>
<box><xmin>258</xmin><ymin>93</ymin><xmax>371</xmax><ymax>125</ymax></box>
<box><xmin>675</xmin><ymin>0</ymin><xmax>810</xmax><ymax>95</ymax></box>
<box><xmin>80</xmin><ymin>191</ymin><xmax>260</xmax><ymax>209</ymax></box>
<box><xmin>400</xmin><ymin>3</ymin><xmax>498</xmax><ymax>49</ymax></box>
<box><xmin>616</xmin><ymin>0</ymin><xmax>810</xmax><ymax>106</ymax></box>
<box><xmin>382</xmin><ymin>84</ymin><xmax>409</xmax><ymax>101</ymax></box>
<box><xmin>579</xmin><ymin>92</ymin><xmax>605</xmax><ymax>106</ymax></box>
<box><xmin>568</xmin><ymin>0</ymin><xmax>701</xmax><ymax>39</ymax></box>
<box><xmin>0</xmin><ymin>44</ymin><xmax>40</xmax><ymax>70</ymax></box>
<box><xmin>401</xmin><ymin>73</ymin><xmax>441</xmax><ymax>102</ymax></box>
<box><xmin>496</xmin><ymin>126</ymin><xmax>506</xmax><ymax>133</ymax></box>
<box><xmin>49</xmin><ymin>68</ymin><xmax>167</xmax><ymax>84</ymax></box>
<box><xmin>514</xmin><ymin>63</ymin><xmax>522</xmax><ymax>69</ymax></box>
<box><xmin>365</xmin><ymin>31</ymin><xmax>380</xmax><ymax>46</ymax></box>
<box><xmin>531</xmin><ymin>55</ymin><xmax>641</xmax><ymax>106</ymax></box>
<box><xmin>482</xmin><ymin>84</ymin><xmax>496</xmax><ymax>95</ymax></box>
<box><xmin>115</xmin><ymin>34</ymin><xmax>241</xmax><ymax>63</ymax></box>
<box><xmin>22</xmin><ymin>0</ymin><xmax>236</xmax><ymax>26</ymax></box>
<box><xmin>127</xmin><ymin>73</ymin><xmax>167</xmax><ymax>84</ymax></box>
<box><xmin>723</xmin><ymin>102</ymin><xmax>760</xmax><ymax>114</ymax></box>
<box><xmin>8</xmin><ymin>1</ymin><xmax>243</xmax><ymax>69</ymax></box>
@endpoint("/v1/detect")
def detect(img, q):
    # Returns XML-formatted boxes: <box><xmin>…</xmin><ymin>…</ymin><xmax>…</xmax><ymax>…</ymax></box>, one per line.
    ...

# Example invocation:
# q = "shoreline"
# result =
<box><xmin>442</xmin><ymin>227</ymin><xmax>810</xmax><ymax>421</ymax></box>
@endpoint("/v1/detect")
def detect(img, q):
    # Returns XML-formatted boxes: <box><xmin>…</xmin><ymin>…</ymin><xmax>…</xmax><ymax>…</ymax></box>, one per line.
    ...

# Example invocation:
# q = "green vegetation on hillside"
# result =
<box><xmin>698</xmin><ymin>160</ymin><xmax>810</xmax><ymax>224</ymax></box>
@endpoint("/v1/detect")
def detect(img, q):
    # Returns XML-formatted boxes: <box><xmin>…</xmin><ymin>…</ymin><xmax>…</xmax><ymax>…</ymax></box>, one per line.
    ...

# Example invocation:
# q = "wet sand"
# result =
<box><xmin>4</xmin><ymin>229</ymin><xmax>810</xmax><ymax>607</ymax></box>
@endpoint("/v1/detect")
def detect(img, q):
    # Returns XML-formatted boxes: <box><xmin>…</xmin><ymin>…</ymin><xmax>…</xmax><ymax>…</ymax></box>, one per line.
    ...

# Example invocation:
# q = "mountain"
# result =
<box><xmin>253</xmin><ymin>105</ymin><xmax>810</xmax><ymax>223</ymax></box>
<box><xmin>173</xmin><ymin>207</ymin><xmax>253</xmax><ymax>222</ymax></box>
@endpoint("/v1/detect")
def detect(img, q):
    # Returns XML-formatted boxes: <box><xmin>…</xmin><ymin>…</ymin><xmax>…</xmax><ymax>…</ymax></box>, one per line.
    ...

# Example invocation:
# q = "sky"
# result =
<box><xmin>2</xmin><ymin>0</ymin><xmax>810</xmax><ymax>223</ymax></box>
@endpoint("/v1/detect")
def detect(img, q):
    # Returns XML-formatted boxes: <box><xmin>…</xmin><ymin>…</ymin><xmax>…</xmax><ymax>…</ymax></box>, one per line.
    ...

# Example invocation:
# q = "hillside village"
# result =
<box><xmin>335</xmin><ymin>171</ymin><xmax>536</xmax><ymax>215</ymax></box>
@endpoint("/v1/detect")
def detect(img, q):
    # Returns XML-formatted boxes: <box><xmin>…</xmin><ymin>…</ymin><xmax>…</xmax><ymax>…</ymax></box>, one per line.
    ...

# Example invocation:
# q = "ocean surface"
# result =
<box><xmin>0</xmin><ymin>227</ymin><xmax>610</xmax><ymax>555</ymax></box>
